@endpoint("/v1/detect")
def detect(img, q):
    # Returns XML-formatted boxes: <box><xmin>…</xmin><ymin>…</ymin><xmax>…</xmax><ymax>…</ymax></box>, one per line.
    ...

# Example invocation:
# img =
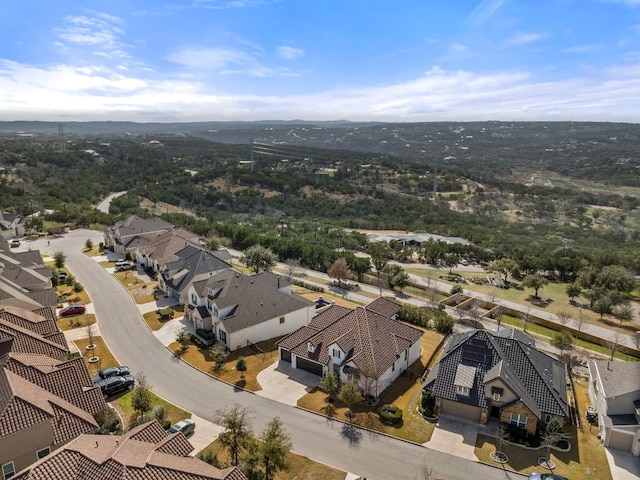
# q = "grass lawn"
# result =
<box><xmin>143</xmin><ymin>305</ymin><xmax>185</xmax><ymax>331</ymax></box>
<box><xmin>113</xmin><ymin>271</ymin><xmax>157</xmax><ymax>303</ymax></box>
<box><xmin>73</xmin><ymin>336</ymin><xmax>120</xmax><ymax>377</ymax></box>
<box><xmin>117</xmin><ymin>390</ymin><xmax>191</xmax><ymax>431</ymax></box>
<box><xmin>82</xmin><ymin>245</ymin><xmax>103</xmax><ymax>257</ymax></box>
<box><xmin>168</xmin><ymin>337</ymin><xmax>282</xmax><ymax>392</ymax></box>
<box><xmin>56</xmin><ymin>284</ymin><xmax>91</xmax><ymax>305</ymax></box>
<box><xmin>297</xmin><ymin>327</ymin><xmax>444</xmax><ymax>444</ymax></box>
<box><xmin>474</xmin><ymin>377</ymin><xmax>612</xmax><ymax>480</ymax></box>
<box><xmin>199</xmin><ymin>439</ymin><xmax>346</xmax><ymax>480</ymax></box>
<box><xmin>56</xmin><ymin>313</ymin><xmax>96</xmax><ymax>331</ymax></box>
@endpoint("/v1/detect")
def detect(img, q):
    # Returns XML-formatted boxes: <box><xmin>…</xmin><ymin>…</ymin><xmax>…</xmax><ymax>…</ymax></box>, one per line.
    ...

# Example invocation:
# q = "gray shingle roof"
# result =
<box><xmin>589</xmin><ymin>359</ymin><xmax>640</xmax><ymax>398</ymax></box>
<box><xmin>14</xmin><ymin>420</ymin><xmax>247</xmax><ymax>480</ymax></box>
<box><xmin>206</xmin><ymin>270</ymin><xmax>313</xmax><ymax>334</ymax></box>
<box><xmin>112</xmin><ymin>215</ymin><xmax>173</xmax><ymax>240</ymax></box>
<box><xmin>425</xmin><ymin>329</ymin><xmax>568</xmax><ymax>419</ymax></box>
<box><xmin>163</xmin><ymin>246</ymin><xmax>231</xmax><ymax>294</ymax></box>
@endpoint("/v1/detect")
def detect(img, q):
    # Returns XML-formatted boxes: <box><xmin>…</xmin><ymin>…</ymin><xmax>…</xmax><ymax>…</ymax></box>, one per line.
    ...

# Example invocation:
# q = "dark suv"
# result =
<box><xmin>92</xmin><ymin>366</ymin><xmax>131</xmax><ymax>384</ymax></box>
<box><xmin>96</xmin><ymin>374</ymin><xmax>135</xmax><ymax>399</ymax></box>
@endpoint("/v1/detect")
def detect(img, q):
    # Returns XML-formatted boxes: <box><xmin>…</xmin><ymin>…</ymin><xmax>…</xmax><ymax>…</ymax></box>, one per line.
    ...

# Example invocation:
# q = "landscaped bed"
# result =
<box><xmin>142</xmin><ymin>305</ymin><xmax>184</xmax><ymax>331</ymax></box>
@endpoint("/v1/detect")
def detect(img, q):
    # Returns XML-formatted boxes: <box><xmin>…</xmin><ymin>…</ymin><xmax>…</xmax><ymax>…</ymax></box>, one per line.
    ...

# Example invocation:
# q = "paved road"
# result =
<box><xmin>96</xmin><ymin>191</ymin><xmax>127</xmax><ymax>213</ymax></box>
<box><xmin>44</xmin><ymin>230</ymin><xmax>519</xmax><ymax>480</ymax></box>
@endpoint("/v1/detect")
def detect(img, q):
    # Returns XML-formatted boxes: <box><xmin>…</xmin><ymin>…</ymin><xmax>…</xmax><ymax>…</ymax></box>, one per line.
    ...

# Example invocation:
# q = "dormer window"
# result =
<box><xmin>454</xmin><ymin>364</ymin><xmax>475</xmax><ymax>397</ymax></box>
<box><xmin>491</xmin><ymin>386</ymin><xmax>503</xmax><ymax>402</ymax></box>
<box><xmin>455</xmin><ymin>385</ymin><xmax>470</xmax><ymax>396</ymax></box>
<box><xmin>307</xmin><ymin>342</ymin><xmax>315</xmax><ymax>353</ymax></box>
<box><xmin>332</xmin><ymin>348</ymin><xmax>341</xmax><ymax>359</ymax></box>
<box><xmin>492</xmin><ymin>393</ymin><xmax>501</xmax><ymax>401</ymax></box>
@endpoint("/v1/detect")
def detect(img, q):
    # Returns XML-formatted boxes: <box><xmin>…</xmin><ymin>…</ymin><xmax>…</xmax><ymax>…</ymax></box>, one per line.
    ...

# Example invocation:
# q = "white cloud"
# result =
<box><xmin>467</xmin><ymin>0</ymin><xmax>507</xmax><ymax>25</ymax></box>
<box><xmin>54</xmin><ymin>14</ymin><xmax>128</xmax><ymax>59</ymax></box>
<box><xmin>1</xmin><ymin>58</ymin><xmax>639</xmax><ymax>122</ymax></box>
<box><xmin>276</xmin><ymin>46</ymin><xmax>304</xmax><ymax>60</ymax></box>
<box><xmin>507</xmin><ymin>32</ymin><xmax>548</xmax><ymax>45</ymax></box>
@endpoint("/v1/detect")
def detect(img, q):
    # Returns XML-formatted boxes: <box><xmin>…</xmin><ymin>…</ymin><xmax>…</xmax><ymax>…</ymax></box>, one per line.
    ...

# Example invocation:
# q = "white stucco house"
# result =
<box><xmin>277</xmin><ymin>297</ymin><xmax>423</xmax><ymax>398</ymax></box>
<box><xmin>185</xmin><ymin>269</ymin><xmax>315</xmax><ymax>351</ymax></box>
<box><xmin>588</xmin><ymin>359</ymin><xmax>640</xmax><ymax>456</ymax></box>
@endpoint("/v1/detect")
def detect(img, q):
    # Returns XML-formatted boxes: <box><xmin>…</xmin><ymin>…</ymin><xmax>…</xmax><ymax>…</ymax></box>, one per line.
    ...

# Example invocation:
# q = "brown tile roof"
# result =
<box><xmin>0</xmin><ymin>368</ymin><xmax>98</xmax><ymax>444</ymax></box>
<box><xmin>3</xmin><ymin>352</ymin><xmax>106</xmax><ymax>415</ymax></box>
<box><xmin>0</xmin><ymin>305</ymin><xmax>59</xmax><ymax>336</ymax></box>
<box><xmin>14</xmin><ymin>420</ymin><xmax>247</xmax><ymax>480</ymax></box>
<box><xmin>140</xmin><ymin>228</ymin><xmax>202</xmax><ymax>267</ymax></box>
<box><xmin>0</xmin><ymin>319</ymin><xmax>68</xmax><ymax>360</ymax></box>
<box><xmin>278</xmin><ymin>299</ymin><xmax>422</xmax><ymax>379</ymax></box>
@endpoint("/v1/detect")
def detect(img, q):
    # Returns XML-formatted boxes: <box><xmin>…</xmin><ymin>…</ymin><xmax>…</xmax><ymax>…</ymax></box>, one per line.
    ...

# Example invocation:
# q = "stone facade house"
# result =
<box><xmin>424</xmin><ymin>329</ymin><xmax>569</xmax><ymax>434</ymax></box>
<box><xmin>587</xmin><ymin>359</ymin><xmax>640</xmax><ymax>455</ymax></box>
<box><xmin>277</xmin><ymin>297</ymin><xmax>423</xmax><ymax>398</ymax></box>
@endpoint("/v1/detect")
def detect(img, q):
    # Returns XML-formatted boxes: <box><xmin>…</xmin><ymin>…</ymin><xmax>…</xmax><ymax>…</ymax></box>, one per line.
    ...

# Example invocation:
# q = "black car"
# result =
<box><xmin>95</xmin><ymin>374</ymin><xmax>135</xmax><ymax>399</ymax></box>
<box><xmin>92</xmin><ymin>366</ymin><xmax>131</xmax><ymax>384</ymax></box>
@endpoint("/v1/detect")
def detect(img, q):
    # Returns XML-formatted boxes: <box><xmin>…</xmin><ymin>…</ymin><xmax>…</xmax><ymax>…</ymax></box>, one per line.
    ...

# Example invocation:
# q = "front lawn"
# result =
<box><xmin>57</xmin><ymin>313</ymin><xmax>96</xmax><ymax>331</ymax></box>
<box><xmin>113</xmin><ymin>271</ymin><xmax>157</xmax><ymax>303</ymax></box>
<box><xmin>117</xmin><ymin>390</ymin><xmax>191</xmax><ymax>431</ymax></box>
<box><xmin>297</xmin><ymin>327</ymin><xmax>444</xmax><ymax>444</ymax></box>
<box><xmin>168</xmin><ymin>336</ymin><xmax>282</xmax><ymax>392</ymax></box>
<box><xmin>143</xmin><ymin>305</ymin><xmax>184</xmax><ymax>331</ymax></box>
<box><xmin>73</xmin><ymin>336</ymin><xmax>119</xmax><ymax>377</ymax></box>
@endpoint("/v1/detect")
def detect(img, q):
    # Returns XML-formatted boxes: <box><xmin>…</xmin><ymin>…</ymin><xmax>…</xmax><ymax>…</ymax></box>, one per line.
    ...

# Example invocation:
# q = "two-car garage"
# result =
<box><xmin>279</xmin><ymin>348</ymin><xmax>323</xmax><ymax>376</ymax></box>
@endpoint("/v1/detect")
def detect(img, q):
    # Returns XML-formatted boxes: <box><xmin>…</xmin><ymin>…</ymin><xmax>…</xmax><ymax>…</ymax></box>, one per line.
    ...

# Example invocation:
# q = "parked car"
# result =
<box><xmin>91</xmin><ymin>365</ymin><xmax>131</xmax><ymax>384</ymax></box>
<box><xmin>166</xmin><ymin>418</ymin><xmax>195</xmax><ymax>436</ymax></box>
<box><xmin>58</xmin><ymin>304</ymin><xmax>86</xmax><ymax>316</ymax></box>
<box><xmin>114</xmin><ymin>261</ymin><xmax>134</xmax><ymax>271</ymax></box>
<box><xmin>10</xmin><ymin>239</ymin><xmax>20</xmax><ymax>248</ymax></box>
<box><xmin>95</xmin><ymin>374</ymin><xmax>135</xmax><ymax>399</ymax></box>
<box><xmin>529</xmin><ymin>474</ymin><xmax>569</xmax><ymax>480</ymax></box>
<box><xmin>56</xmin><ymin>271</ymin><xmax>68</xmax><ymax>281</ymax></box>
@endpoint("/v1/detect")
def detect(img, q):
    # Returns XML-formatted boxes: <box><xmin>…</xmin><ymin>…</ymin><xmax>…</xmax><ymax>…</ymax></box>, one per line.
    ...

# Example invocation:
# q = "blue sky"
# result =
<box><xmin>1</xmin><ymin>0</ymin><xmax>639</xmax><ymax>122</ymax></box>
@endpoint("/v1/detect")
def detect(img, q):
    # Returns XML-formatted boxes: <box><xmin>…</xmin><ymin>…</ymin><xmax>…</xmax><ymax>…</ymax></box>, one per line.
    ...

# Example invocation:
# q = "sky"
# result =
<box><xmin>1</xmin><ymin>0</ymin><xmax>640</xmax><ymax>123</ymax></box>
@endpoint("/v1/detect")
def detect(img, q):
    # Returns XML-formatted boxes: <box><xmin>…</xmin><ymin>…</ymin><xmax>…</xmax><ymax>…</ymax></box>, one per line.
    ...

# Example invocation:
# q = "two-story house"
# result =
<box><xmin>424</xmin><ymin>329</ymin><xmax>569</xmax><ymax>434</ymax></box>
<box><xmin>277</xmin><ymin>297</ymin><xmax>423</xmax><ymax>398</ymax></box>
<box><xmin>104</xmin><ymin>215</ymin><xmax>173</xmax><ymax>255</ymax></box>
<box><xmin>135</xmin><ymin>228</ymin><xmax>203</xmax><ymax>272</ymax></box>
<box><xmin>185</xmin><ymin>270</ymin><xmax>315</xmax><ymax>351</ymax></box>
<box><xmin>588</xmin><ymin>359</ymin><xmax>640</xmax><ymax>455</ymax></box>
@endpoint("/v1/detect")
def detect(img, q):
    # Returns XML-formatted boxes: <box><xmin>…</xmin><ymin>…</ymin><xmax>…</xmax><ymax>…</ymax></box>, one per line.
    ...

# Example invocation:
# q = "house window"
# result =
<box><xmin>191</xmin><ymin>293</ymin><xmax>197</xmax><ymax>304</ymax></box>
<box><xmin>392</xmin><ymin>362</ymin><xmax>395</xmax><ymax>372</ymax></box>
<box><xmin>332</xmin><ymin>348</ymin><xmax>341</xmax><ymax>358</ymax></box>
<box><xmin>36</xmin><ymin>447</ymin><xmax>50</xmax><ymax>460</ymax></box>
<box><xmin>544</xmin><ymin>414</ymin><xmax>552</xmax><ymax>423</ymax></box>
<box><xmin>2</xmin><ymin>461</ymin><xmax>15</xmax><ymax>479</ymax></box>
<box><xmin>455</xmin><ymin>385</ymin><xmax>470</xmax><ymax>396</ymax></box>
<box><xmin>404</xmin><ymin>349</ymin><xmax>409</xmax><ymax>360</ymax></box>
<box><xmin>218</xmin><ymin>330</ymin><xmax>227</xmax><ymax>344</ymax></box>
<box><xmin>280</xmin><ymin>316</ymin><xmax>285</xmax><ymax>324</ymax></box>
<box><xmin>492</xmin><ymin>393</ymin><xmax>501</xmax><ymax>401</ymax></box>
<box><xmin>510</xmin><ymin>413</ymin><xmax>527</xmax><ymax>429</ymax></box>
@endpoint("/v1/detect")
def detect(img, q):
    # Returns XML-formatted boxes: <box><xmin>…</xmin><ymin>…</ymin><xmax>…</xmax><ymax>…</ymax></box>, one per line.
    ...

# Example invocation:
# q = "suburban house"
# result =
<box><xmin>186</xmin><ymin>269</ymin><xmax>315</xmax><ymax>351</ymax></box>
<box><xmin>104</xmin><ymin>215</ymin><xmax>173</xmax><ymax>255</ymax></box>
<box><xmin>158</xmin><ymin>245</ymin><xmax>232</xmax><ymax>303</ymax></box>
<box><xmin>0</xmin><ymin>305</ymin><xmax>105</xmax><ymax>479</ymax></box>
<box><xmin>135</xmin><ymin>227</ymin><xmax>203</xmax><ymax>272</ymax></box>
<box><xmin>13</xmin><ymin>420</ymin><xmax>247</xmax><ymax>480</ymax></box>
<box><xmin>587</xmin><ymin>359</ymin><xmax>640</xmax><ymax>455</ymax></box>
<box><xmin>277</xmin><ymin>297</ymin><xmax>423</xmax><ymax>398</ymax></box>
<box><xmin>0</xmin><ymin>211</ymin><xmax>24</xmax><ymax>240</ymax></box>
<box><xmin>424</xmin><ymin>329</ymin><xmax>569</xmax><ymax>434</ymax></box>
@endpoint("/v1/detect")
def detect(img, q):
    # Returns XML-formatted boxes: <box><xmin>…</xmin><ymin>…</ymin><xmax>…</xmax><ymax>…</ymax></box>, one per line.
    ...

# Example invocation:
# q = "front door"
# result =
<box><xmin>491</xmin><ymin>406</ymin><xmax>500</xmax><ymax>418</ymax></box>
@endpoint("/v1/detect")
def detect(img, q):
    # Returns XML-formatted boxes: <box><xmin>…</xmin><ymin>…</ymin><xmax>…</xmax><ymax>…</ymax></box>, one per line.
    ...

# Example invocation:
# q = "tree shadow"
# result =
<box><xmin>340</xmin><ymin>422</ymin><xmax>363</xmax><ymax>448</ymax></box>
<box><xmin>528</xmin><ymin>295</ymin><xmax>553</xmax><ymax>308</ymax></box>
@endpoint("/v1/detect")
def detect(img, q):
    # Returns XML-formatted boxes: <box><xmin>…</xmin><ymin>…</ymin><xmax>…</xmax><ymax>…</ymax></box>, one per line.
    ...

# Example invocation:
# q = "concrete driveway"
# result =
<box><xmin>256</xmin><ymin>361</ymin><xmax>320</xmax><ymax>406</ymax></box>
<box><xmin>427</xmin><ymin>414</ymin><xmax>479</xmax><ymax>461</ymax></box>
<box><xmin>605</xmin><ymin>448</ymin><xmax>640</xmax><ymax>480</ymax></box>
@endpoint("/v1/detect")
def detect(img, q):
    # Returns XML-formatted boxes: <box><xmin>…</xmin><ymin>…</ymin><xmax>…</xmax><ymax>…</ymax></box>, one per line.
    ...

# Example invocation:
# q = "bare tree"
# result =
<box><xmin>605</xmin><ymin>331</ymin><xmax>623</xmax><ymax>360</ymax></box>
<box><xmin>577</xmin><ymin>308</ymin><xmax>585</xmax><ymax>331</ymax></box>
<box><xmin>634</xmin><ymin>331</ymin><xmax>640</xmax><ymax>351</ymax></box>
<box><xmin>85</xmin><ymin>321</ymin><xmax>95</xmax><ymax>349</ymax></box>
<box><xmin>284</xmin><ymin>258</ymin><xmax>301</xmax><ymax>280</ymax></box>
<box><xmin>523</xmin><ymin>306</ymin><xmax>532</xmax><ymax>332</ymax></box>
<box><xmin>541</xmin><ymin>417</ymin><xmax>569</xmax><ymax>468</ymax></box>
<box><xmin>557</xmin><ymin>310</ymin><xmax>572</xmax><ymax>326</ymax></box>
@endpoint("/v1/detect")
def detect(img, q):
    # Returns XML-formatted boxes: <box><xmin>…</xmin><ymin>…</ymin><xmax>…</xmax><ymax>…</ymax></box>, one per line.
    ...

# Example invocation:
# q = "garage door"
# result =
<box><xmin>296</xmin><ymin>357</ymin><xmax>323</xmax><ymax>376</ymax></box>
<box><xmin>441</xmin><ymin>399</ymin><xmax>481</xmax><ymax>421</ymax></box>
<box><xmin>280</xmin><ymin>349</ymin><xmax>291</xmax><ymax>363</ymax></box>
<box><xmin>607</xmin><ymin>429</ymin><xmax>634</xmax><ymax>452</ymax></box>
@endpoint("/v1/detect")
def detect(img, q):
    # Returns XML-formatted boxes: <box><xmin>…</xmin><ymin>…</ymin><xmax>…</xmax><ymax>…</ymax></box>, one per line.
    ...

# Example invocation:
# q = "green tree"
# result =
<box><xmin>319</xmin><ymin>371</ymin><xmax>339</xmax><ymax>401</ymax></box>
<box><xmin>215</xmin><ymin>403</ymin><xmax>254</xmax><ymax>466</ymax></box>
<box><xmin>73</xmin><ymin>281</ymin><xmax>84</xmax><ymax>293</ymax></box>
<box><xmin>242</xmin><ymin>245</ymin><xmax>277</xmax><ymax>273</ymax></box>
<box><xmin>53</xmin><ymin>251</ymin><xmax>66</xmax><ymax>269</ymax></box>
<box><xmin>489</xmin><ymin>258</ymin><xmax>519</xmax><ymax>284</ymax></box>
<box><xmin>327</xmin><ymin>257</ymin><xmax>350</xmax><ymax>288</ymax></box>
<box><xmin>130</xmin><ymin>373</ymin><xmax>152</xmax><ymax>421</ymax></box>
<box><xmin>259</xmin><ymin>417</ymin><xmax>292</xmax><ymax>480</ymax></box>
<box><xmin>433</xmin><ymin>315</ymin><xmax>455</xmax><ymax>335</ymax></box>
<box><xmin>444</xmin><ymin>253</ymin><xmax>459</xmax><ymax>273</ymax></box>
<box><xmin>613</xmin><ymin>302</ymin><xmax>634</xmax><ymax>325</ymax></box>
<box><xmin>521</xmin><ymin>274</ymin><xmax>549</xmax><ymax>298</ymax></box>
<box><xmin>24</xmin><ymin>215</ymin><xmax>44</xmax><ymax>234</ymax></box>
<box><xmin>551</xmin><ymin>330</ymin><xmax>574</xmax><ymax>354</ymax></box>
<box><xmin>85</xmin><ymin>238</ymin><xmax>93</xmax><ymax>251</ymax></box>
<box><xmin>236</xmin><ymin>356</ymin><xmax>248</xmax><ymax>380</ymax></box>
<box><xmin>450</xmin><ymin>284</ymin><xmax>464</xmax><ymax>295</ymax></box>
<box><xmin>339</xmin><ymin>380</ymin><xmax>362</xmax><ymax>420</ymax></box>
<box><xmin>369</xmin><ymin>243</ymin><xmax>390</xmax><ymax>295</ymax></box>
<box><xmin>176</xmin><ymin>328</ymin><xmax>191</xmax><ymax>352</ymax></box>
<box><xmin>209</xmin><ymin>342</ymin><xmax>229</xmax><ymax>373</ymax></box>
<box><xmin>566</xmin><ymin>283</ymin><xmax>582</xmax><ymax>304</ymax></box>
<box><xmin>390</xmin><ymin>269</ymin><xmax>411</xmax><ymax>292</ymax></box>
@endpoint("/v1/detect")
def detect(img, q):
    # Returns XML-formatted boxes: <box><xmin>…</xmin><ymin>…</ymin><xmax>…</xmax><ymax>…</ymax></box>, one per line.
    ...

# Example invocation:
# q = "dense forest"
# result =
<box><xmin>1</xmin><ymin>120</ymin><xmax>640</xmax><ymax>276</ymax></box>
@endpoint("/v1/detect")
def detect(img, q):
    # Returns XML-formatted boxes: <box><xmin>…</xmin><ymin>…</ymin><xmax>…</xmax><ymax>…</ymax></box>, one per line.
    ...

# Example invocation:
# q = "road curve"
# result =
<box><xmin>55</xmin><ymin>230</ymin><xmax>516</xmax><ymax>480</ymax></box>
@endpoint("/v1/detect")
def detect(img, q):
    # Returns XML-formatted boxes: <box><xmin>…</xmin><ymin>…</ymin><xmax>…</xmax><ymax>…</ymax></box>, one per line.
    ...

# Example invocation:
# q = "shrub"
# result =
<box><xmin>450</xmin><ymin>284</ymin><xmax>464</xmax><ymax>295</ymax></box>
<box><xmin>421</xmin><ymin>391</ymin><xmax>436</xmax><ymax>417</ymax></box>
<box><xmin>378</xmin><ymin>404</ymin><xmax>403</xmax><ymax>425</ymax></box>
<box><xmin>151</xmin><ymin>405</ymin><xmax>166</xmax><ymax>423</ymax></box>
<box><xmin>433</xmin><ymin>314</ymin><xmax>455</xmax><ymax>335</ymax></box>
<box><xmin>196</xmin><ymin>328</ymin><xmax>216</xmax><ymax>341</ymax></box>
